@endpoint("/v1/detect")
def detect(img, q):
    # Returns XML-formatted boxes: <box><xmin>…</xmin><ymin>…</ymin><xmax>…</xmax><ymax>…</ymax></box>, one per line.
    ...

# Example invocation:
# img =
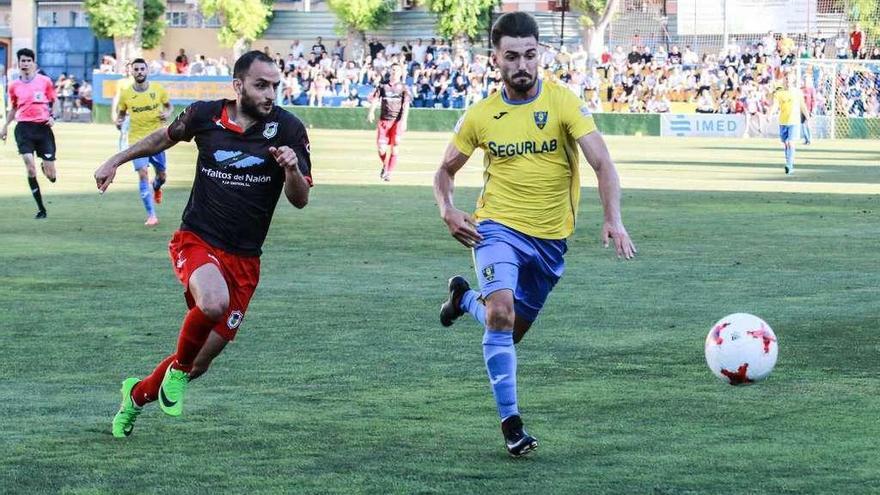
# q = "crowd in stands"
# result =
<box><xmin>258</xmin><ymin>30</ymin><xmax>878</xmax><ymax>119</ymax></box>
<box><xmin>5</xmin><ymin>26</ymin><xmax>878</xmax><ymax>122</ymax></box>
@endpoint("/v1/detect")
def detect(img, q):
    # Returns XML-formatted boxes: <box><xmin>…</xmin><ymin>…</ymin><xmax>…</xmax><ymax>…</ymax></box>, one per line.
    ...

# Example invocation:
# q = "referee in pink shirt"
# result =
<box><xmin>1</xmin><ymin>48</ymin><xmax>58</xmax><ymax>219</ymax></box>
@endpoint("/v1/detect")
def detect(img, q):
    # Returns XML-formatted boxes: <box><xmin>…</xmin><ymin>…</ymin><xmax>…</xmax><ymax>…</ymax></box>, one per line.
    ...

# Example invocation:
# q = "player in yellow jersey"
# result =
<box><xmin>771</xmin><ymin>75</ymin><xmax>808</xmax><ymax>175</ymax></box>
<box><xmin>433</xmin><ymin>12</ymin><xmax>636</xmax><ymax>457</ymax></box>
<box><xmin>116</xmin><ymin>58</ymin><xmax>173</xmax><ymax>225</ymax></box>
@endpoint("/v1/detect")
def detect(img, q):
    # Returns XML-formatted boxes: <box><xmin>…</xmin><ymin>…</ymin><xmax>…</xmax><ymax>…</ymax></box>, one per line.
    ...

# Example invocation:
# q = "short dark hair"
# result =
<box><xmin>17</xmin><ymin>48</ymin><xmax>36</xmax><ymax>62</ymax></box>
<box><xmin>131</xmin><ymin>58</ymin><xmax>147</xmax><ymax>66</ymax></box>
<box><xmin>491</xmin><ymin>12</ymin><xmax>539</xmax><ymax>48</ymax></box>
<box><xmin>233</xmin><ymin>50</ymin><xmax>276</xmax><ymax>79</ymax></box>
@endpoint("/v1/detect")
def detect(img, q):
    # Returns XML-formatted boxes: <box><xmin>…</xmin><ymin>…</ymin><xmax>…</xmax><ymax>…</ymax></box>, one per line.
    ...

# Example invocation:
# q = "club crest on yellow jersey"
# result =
<box><xmin>533</xmin><ymin>111</ymin><xmax>548</xmax><ymax>129</ymax></box>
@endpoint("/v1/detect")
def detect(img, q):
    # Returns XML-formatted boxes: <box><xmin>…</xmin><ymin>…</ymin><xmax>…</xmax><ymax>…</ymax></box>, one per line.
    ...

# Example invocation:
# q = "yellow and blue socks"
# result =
<box><xmin>139</xmin><ymin>178</ymin><xmax>155</xmax><ymax>217</ymax></box>
<box><xmin>483</xmin><ymin>329</ymin><xmax>518</xmax><ymax>420</ymax></box>
<box><xmin>461</xmin><ymin>289</ymin><xmax>486</xmax><ymax>327</ymax></box>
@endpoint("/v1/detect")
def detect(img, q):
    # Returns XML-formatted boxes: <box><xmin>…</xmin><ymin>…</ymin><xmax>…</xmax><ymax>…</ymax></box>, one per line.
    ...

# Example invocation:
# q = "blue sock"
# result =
<box><xmin>152</xmin><ymin>176</ymin><xmax>165</xmax><ymax>191</ymax></box>
<box><xmin>139</xmin><ymin>178</ymin><xmax>155</xmax><ymax>216</ymax></box>
<box><xmin>460</xmin><ymin>289</ymin><xmax>486</xmax><ymax>327</ymax></box>
<box><xmin>483</xmin><ymin>329</ymin><xmax>518</xmax><ymax>420</ymax></box>
<box><xmin>785</xmin><ymin>146</ymin><xmax>794</xmax><ymax>169</ymax></box>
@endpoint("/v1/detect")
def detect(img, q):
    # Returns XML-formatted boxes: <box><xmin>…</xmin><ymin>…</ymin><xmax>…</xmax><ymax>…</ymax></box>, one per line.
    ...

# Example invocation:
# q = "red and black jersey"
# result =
<box><xmin>167</xmin><ymin>99</ymin><xmax>312</xmax><ymax>256</ymax></box>
<box><xmin>372</xmin><ymin>82</ymin><xmax>411</xmax><ymax>121</ymax></box>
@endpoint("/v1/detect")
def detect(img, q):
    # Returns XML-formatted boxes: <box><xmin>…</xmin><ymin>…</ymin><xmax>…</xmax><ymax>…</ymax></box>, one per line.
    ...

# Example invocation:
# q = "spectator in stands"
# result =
<box><xmin>849</xmin><ymin>23</ymin><xmax>864</xmax><ymax>59</ymax></box>
<box><xmin>99</xmin><ymin>55</ymin><xmax>117</xmax><ymax>73</ymax></box>
<box><xmin>78</xmin><ymin>79</ymin><xmax>92</xmax><ymax>114</ymax></box>
<box><xmin>762</xmin><ymin>31</ymin><xmax>776</xmax><ymax>53</ymax></box>
<box><xmin>284</xmin><ymin>70</ymin><xmax>302</xmax><ymax>104</ymax></box>
<box><xmin>682</xmin><ymin>46</ymin><xmax>699</xmax><ymax>69</ymax></box>
<box><xmin>412</xmin><ymin>39</ymin><xmax>427</xmax><ymax>65</ymax></box>
<box><xmin>584</xmin><ymin>88</ymin><xmax>602</xmax><ymax>113</ymax></box>
<box><xmin>695</xmin><ymin>87</ymin><xmax>716</xmax><ymax>113</ymax></box>
<box><xmin>627</xmin><ymin>45</ymin><xmax>642</xmax><ymax>66</ymax></box>
<box><xmin>653</xmin><ymin>45</ymin><xmax>668</xmax><ymax>66</ymax></box>
<box><xmin>646</xmin><ymin>91</ymin><xmax>670</xmax><ymax>113</ymax></box>
<box><xmin>149</xmin><ymin>55</ymin><xmax>164</xmax><ymax>75</ymax></box>
<box><xmin>835</xmin><ymin>30</ymin><xmax>849</xmax><ymax>59</ymax></box>
<box><xmin>332</xmin><ymin>39</ymin><xmax>345</xmax><ymax>60</ymax></box>
<box><xmin>217</xmin><ymin>57</ymin><xmax>231</xmax><ymax>76</ymax></box>
<box><xmin>668</xmin><ymin>45</ymin><xmax>682</xmax><ymax>65</ymax></box>
<box><xmin>572</xmin><ymin>44</ymin><xmax>588</xmax><ymax>71</ymax></box>
<box><xmin>190</xmin><ymin>55</ymin><xmax>206</xmax><ymax>75</ymax></box>
<box><xmin>312</xmin><ymin>37</ymin><xmax>327</xmax><ymax>58</ymax></box>
<box><xmin>386</xmin><ymin>40</ymin><xmax>402</xmax><ymax>57</ymax></box>
<box><xmin>369</xmin><ymin>38</ymin><xmax>385</xmax><ymax>59</ymax></box>
<box><xmin>290</xmin><ymin>40</ymin><xmax>304</xmax><ymax>59</ymax></box>
<box><xmin>175</xmin><ymin>48</ymin><xmax>189</xmax><ymax>74</ymax></box>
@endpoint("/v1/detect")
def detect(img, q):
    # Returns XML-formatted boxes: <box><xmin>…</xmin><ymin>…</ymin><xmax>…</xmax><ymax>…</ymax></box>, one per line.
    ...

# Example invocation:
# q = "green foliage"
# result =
<box><xmin>850</xmin><ymin>0</ymin><xmax>880</xmax><ymax>43</ymax></box>
<box><xmin>85</xmin><ymin>0</ymin><xmax>165</xmax><ymax>49</ymax></box>
<box><xmin>327</xmin><ymin>0</ymin><xmax>394</xmax><ymax>34</ymax></box>
<box><xmin>200</xmin><ymin>0</ymin><xmax>273</xmax><ymax>46</ymax></box>
<box><xmin>141</xmin><ymin>0</ymin><xmax>166</xmax><ymax>50</ymax></box>
<box><xmin>428</xmin><ymin>0</ymin><xmax>498</xmax><ymax>40</ymax></box>
<box><xmin>84</xmin><ymin>0</ymin><xmax>139</xmax><ymax>39</ymax></box>
<box><xmin>572</xmin><ymin>0</ymin><xmax>611</xmax><ymax>28</ymax></box>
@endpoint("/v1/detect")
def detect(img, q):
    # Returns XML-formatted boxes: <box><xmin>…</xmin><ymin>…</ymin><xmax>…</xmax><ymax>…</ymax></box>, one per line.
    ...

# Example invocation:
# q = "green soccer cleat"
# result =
<box><xmin>112</xmin><ymin>377</ymin><xmax>143</xmax><ymax>438</ymax></box>
<box><xmin>158</xmin><ymin>365</ymin><xmax>189</xmax><ymax>417</ymax></box>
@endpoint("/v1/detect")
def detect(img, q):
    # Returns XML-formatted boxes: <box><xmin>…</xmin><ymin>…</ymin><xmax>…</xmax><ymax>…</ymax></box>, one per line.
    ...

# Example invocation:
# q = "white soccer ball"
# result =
<box><xmin>705</xmin><ymin>313</ymin><xmax>778</xmax><ymax>385</ymax></box>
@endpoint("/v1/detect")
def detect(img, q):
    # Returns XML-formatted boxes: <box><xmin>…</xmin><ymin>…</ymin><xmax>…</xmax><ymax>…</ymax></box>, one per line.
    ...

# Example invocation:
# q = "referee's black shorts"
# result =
<box><xmin>14</xmin><ymin>121</ymin><xmax>57</xmax><ymax>161</ymax></box>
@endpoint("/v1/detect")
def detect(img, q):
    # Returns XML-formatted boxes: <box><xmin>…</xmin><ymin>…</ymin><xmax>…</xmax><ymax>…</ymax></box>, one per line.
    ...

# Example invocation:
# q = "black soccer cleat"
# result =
<box><xmin>35</xmin><ymin>210</ymin><xmax>47</xmax><ymax>219</ymax></box>
<box><xmin>502</xmin><ymin>415</ymin><xmax>538</xmax><ymax>458</ymax></box>
<box><xmin>439</xmin><ymin>276</ymin><xmax>470</xmax><ymax>327</ymax></box>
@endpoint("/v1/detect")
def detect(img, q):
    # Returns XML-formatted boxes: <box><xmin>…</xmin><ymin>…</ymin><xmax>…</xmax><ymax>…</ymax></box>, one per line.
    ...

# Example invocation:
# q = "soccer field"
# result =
<box><xmin>1</xmin><ymin>123</ymin><xmax>878</xmax><ymax>494</ymax></box>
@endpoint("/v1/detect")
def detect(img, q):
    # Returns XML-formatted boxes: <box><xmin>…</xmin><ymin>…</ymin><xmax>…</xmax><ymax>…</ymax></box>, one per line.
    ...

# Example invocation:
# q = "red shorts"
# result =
<box><xmin>377</xmin><ymin>119</ymin><xmax>404</xmax><ymax>146</ymax></box>
<box><xmin>168</xmin><ymin>230</ymin><xmax>261</xmax><ymax>341</ymax></box>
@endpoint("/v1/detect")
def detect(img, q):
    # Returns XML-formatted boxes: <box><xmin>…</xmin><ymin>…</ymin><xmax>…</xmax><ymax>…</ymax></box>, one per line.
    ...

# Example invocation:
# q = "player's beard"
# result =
<box><xmin>240</xmin><ymin>86</ymin><xmax>273</xmax><ymax>119</ymax></box>
<box><xmin>503</xmin><ymin>70</ymin><xmax>537</xmax><ymax>94</ymax></box>
<box><xmin>134</xmin><ymin>74</ymin><xmax>147</xmax><ymax>84</ymax></box>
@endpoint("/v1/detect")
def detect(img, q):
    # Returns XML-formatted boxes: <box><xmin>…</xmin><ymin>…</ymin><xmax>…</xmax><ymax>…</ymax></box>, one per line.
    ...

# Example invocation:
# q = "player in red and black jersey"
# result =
<box><xmin>95</xmin><ymin>51</ymin><xmax>314</xmax><ymax>437</ymax></box>
<box><xmin>368</xmin><ymin>64</ymin><xmax>411</xmax><ymax>181</ymax></box>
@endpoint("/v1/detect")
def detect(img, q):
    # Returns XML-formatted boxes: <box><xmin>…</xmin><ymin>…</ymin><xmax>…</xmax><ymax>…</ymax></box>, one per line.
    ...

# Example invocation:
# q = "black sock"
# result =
<box><xmin>28</xmin><ymin>176</ymin><xmax>46</xmax><ymax>212</ymax></box>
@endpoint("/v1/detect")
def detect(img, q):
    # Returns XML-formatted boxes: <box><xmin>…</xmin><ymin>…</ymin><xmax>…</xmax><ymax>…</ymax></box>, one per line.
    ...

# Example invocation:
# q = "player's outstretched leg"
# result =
<box><xmin>111</xmin><ymin>377</ymin><xmax>143</xmax><ymax>438</ymax></box>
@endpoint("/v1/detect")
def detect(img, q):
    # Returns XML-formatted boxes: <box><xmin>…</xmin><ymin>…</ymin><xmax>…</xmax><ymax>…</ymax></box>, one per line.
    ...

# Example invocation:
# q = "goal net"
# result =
<box><xmin>797</xmin><ymin>58</ymin><xmax>880</xmax><ymax>139</ymax></box>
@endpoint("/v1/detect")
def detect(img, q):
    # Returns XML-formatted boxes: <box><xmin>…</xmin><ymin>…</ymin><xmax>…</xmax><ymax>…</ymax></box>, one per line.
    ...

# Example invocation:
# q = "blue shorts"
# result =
<box><xmin>779</xmin><ymin>124</ymin><xmax>799</xmax><ymax>143</ymax></box>
<box><xmin>132</xmin><ymin>151</ymin><xmax>167</xmax><ymax>172</ymax></box>
<box><xmin>473</xmin><ymin>220</ymin><xmax>567</xmax><ymax>323</ymax></box>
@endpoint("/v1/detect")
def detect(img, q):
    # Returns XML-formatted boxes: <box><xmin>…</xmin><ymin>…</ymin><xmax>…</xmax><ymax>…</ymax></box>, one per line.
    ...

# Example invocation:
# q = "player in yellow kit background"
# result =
<box><xmin>433</xmin><ymin>12</ymin><xmax>637</xmax><ymax>457</ymax></box>
<box><xmin>771</xmin><ymin>75</ymin><xmax>808</xmax><ymax>175</ymax></box>
<box><xmin>116</xmin><ymin>58</ymin><xmax>173</xmax><ymax>225</ymax></box>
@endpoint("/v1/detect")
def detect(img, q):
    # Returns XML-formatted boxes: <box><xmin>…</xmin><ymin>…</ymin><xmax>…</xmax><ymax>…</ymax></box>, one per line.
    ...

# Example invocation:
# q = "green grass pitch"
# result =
<box><xmin>0</xmin><ymin>123</ymin><xmax>878</xmax><ymax>494</ymax></box>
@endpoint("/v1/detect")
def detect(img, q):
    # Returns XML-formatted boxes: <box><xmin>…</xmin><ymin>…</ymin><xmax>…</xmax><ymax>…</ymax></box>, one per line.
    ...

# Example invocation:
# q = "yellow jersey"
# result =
<box><xmin>452</xmin><ymin>80</ymin><xmax>597</xmax><ymax>239</ymax></box>
<box><xmin>117</xmin><ymin>82</ymin><xmax>170</xmax><ymax>142</ymax></box>
<box><xmin>774</xmin><ymin>87</ymin><xmax>803</xmax><ymax>126</ymax></box>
